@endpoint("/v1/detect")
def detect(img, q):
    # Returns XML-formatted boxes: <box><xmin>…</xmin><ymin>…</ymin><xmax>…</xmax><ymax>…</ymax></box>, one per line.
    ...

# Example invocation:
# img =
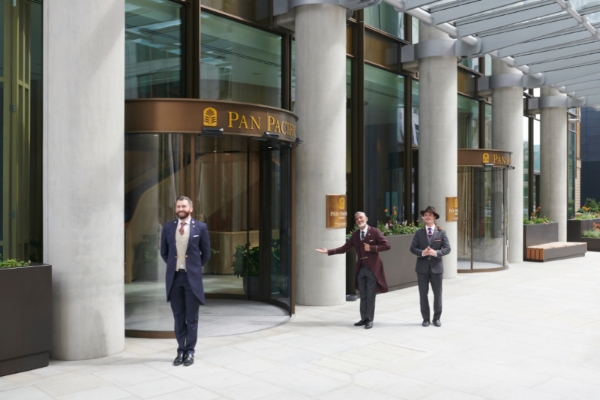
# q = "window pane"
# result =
<box><xmin>364</xmin><ymin>3</ymin><xmax>404</xmax><ymax>39</ymax></box>
<box><xmin>202</xmin><ymin>0</ymin><xmax>268</xmax><ymax>24</ymax></box>
<box><xmin>125</xmin><ymin>0</ymin><xmax>183</xmax><ymax>99</ymax></box>
<box><xmin>523</xmin><ymin>116</ymin><xmax>530</xmax><ymax>218</ymax></box>
<box><xmin>458</xmin><ymin>95</ymin><xmax>479</xmax><ymax>149</ymax></box>
<box><xmin>484</xmin><ymin>103</ymin><xmax>492</xmax><ymax>149</ymax></box>
<box><xmin>412</xmin><ymin>80</ymin><xmax>419</xmax><ymax>147</ymax></box>
<box><xmin>201</xmin><ymin>12</ymin><xmax>282</xmax><ymax>107</ymax></box>
<box><xmin>364</xmin><ymin>65</ymin><xmax>406</xmax><ymax>223</ymax></box>
<box><xmin>365</xmin><ymin>31</ymin><xmax>398</xmax><ymax>70</ymax></box>
<box><xmin>460</xmin><ymin>58</ymin><xmax>479</xmax><ymax>72</ymax></box>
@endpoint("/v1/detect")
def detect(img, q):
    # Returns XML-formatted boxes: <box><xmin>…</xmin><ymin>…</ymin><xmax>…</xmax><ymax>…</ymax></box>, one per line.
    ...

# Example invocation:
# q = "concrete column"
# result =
<box><xmin>44</xmin><ymin>1</ymin><xmax>125</xmax><ymax>360</ymax></box>
<box><xmin>418</xmin><ymin>22</ymin><xmax>457</xmax><ymax>279</ymax></box>
<box><xmin>295</xmin><ymin>4</ymin><xmax>346</xmax><ymax>305</ymax></box>
<box><xmin>491</xmin><ymin>59</ymin><xmax>523</xmax><ymax>263</ymax></box>
<box><xmin>540</xmin><ymin>87</ymin><xmax>568</xmax><ymax>241</ymax></box>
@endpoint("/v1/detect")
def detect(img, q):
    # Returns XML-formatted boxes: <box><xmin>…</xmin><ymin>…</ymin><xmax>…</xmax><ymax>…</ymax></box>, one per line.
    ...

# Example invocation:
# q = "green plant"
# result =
<box><xmin>134</xmin><ymin>234</ymin><xmax>158</xmax><ymax>263</ymax></box>
<box><xmin>231</xmin><ymin>242</ymin><xmax>259</xmax><ymax>277</ymax></box>
<box><xmin>574</xmin><ymin>212</ymin><xmax>597</xmax><ymax>220</ymax></box>
<box><xmin>0</xmin><ymin>259</ymin><xmax>31</xmax><ymax>269</ymax></box>
<box><xmin>524</xmin><ymin>206</ymin><xmax>552</xmax><ymax>225</ymax></box>
<box><xmin>582</xmin><ymin>222</ymin><xmax>600</xmax><ymax>238</ymax></box>
<box><xmin>348</xmin><ymin>221</ymin><xmax>419</xmax><ymax>237</ymax></box>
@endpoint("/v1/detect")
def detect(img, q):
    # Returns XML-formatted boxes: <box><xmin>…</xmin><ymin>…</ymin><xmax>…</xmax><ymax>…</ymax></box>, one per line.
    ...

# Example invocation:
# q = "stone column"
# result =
<box><xmin>540</xmin><ymin>87</ymin><xmax>568</xmax><ymax>241</ymax></box>
<box><xmin>44</xmin><ymin>0</ymin><xmax>125</xmax><ymax>360</ymax></box>
<box><xmin>492</xmin><ymin>59</ymin><xmax>523</xmax><ymax>263</ymax></box>
<box><xmin>418</xmin><ymin>22</ymin><xmax>458</xmax><ymax>278</ymax></box>
<box><xmin>295</xmin><ymin>4</ymin><xmax>346</xmax><ymax>305</ymax></box>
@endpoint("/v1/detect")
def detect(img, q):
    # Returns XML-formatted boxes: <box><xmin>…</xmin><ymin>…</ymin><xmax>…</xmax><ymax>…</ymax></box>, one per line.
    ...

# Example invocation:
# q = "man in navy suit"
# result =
<box><xmin>160</xmin><ymin>196</ymin><xmax>211</xmax><ymax>366</ymax></box>
<box><xmin>410</xmin><ymin>206</ymin><xmax>451</xmax><ymax>328</ymax></box>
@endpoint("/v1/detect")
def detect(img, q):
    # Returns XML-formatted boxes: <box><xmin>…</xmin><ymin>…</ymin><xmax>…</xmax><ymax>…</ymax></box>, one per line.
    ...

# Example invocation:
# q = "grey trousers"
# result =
<box><xmin>357</xmin><ymin>265</ymin><xmax>377</xmax><ymax>322</ymax></box>
<box><xmin>417</xmin><ymin>271</ymin><xmax>443</xmax><ymax>322</ymax></box>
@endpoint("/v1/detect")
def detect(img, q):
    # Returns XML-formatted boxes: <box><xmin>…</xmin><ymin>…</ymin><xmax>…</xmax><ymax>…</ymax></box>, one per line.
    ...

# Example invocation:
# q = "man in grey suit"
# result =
<box><xmin>410</xmin><ymin>206</ymin><xmax>451</xmax><ymax>327</ymax></box>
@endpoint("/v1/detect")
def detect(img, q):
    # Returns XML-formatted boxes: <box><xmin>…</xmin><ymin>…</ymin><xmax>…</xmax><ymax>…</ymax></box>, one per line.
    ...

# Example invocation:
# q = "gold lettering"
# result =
<box><xmin>239</xmin><ymin>115</ymin><xmax>249</xmax><ymax>129</ymax></box>
<box><xmin>274</xmin><ymin>120</ymin><xmax>282</xmax><ymax>133</ymax></box>
<box><xmin>250</xmin><ymin>116</ymin><xmax>261</xmax><ymax>130</ymax></box>
<box><xmin>281</xmin><ymin>122</ymin><xmax>288</xmax><ymax>134</ymax></box>
<box><xmin>493</xmin><ymin>155</ymin><xmax>499</xmax><ymax>163</ymax></box>
<box><xmin>228</xmin><ymin>111</ymin><xmax>239</xmax><ymax>128</ymax></box>
<box><xmin>267</xmin><ymin>116</ymin><xmax>276</xmax><ymax>131</ymax></box>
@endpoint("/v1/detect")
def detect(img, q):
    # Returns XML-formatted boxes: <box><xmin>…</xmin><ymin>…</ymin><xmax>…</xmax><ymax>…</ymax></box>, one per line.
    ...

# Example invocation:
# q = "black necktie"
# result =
<box><xmin>427</xmin><ymin>227</ymin><xmax>432</xmax><ymax>240</ymax></box>
<box><xmin>361</xmin><ymin>230</ymin><xmax>365</xmax><ymax>241</ymax></box>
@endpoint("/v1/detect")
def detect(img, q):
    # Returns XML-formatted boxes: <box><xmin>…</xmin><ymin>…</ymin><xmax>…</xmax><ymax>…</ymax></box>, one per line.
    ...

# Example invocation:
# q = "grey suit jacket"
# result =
<box><xmin>409</xmin><ymin>227</ymin><xmax>451</xmax><ymax>275</ymax></box>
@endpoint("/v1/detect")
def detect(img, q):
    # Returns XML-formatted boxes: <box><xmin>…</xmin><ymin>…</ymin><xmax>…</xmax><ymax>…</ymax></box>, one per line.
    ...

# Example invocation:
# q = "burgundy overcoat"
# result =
<box><xmin>327</xmin><ymin>227</ymin><xmax>391</xmax><ymax>293</ymax></box>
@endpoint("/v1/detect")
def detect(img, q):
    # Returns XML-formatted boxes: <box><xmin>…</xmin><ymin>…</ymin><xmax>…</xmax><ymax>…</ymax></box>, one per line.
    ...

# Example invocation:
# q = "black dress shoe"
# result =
<box><xmin>365</xmin><ymin>321</ymin><xmax>373</xmax><ymax>329</ymax></box>
<box><xmin>422</xmin><ymin>320</ymin><xmax>430</xmax><ymax>327</ymax></box>
<box><xmin>183</xmin><ymin>353</ymin><xmax>194</xmax><ymax>366</ymax></box>
<box><xmin>433</xmin><ymin>320</ymin><xmax>441</xmax><ymax>327</ymax></box>
<box><xmin>173</xmin><ymin>352</ymin><xmax>185</xmax><ymax>366</ymax></box>
<box><xmin>354</xmin><ymin>319</ymin><xmax>367</xmax><ymax>326</ymax></box>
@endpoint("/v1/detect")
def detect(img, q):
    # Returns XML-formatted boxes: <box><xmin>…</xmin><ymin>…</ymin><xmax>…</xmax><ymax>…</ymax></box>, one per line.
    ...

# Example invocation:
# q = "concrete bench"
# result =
<box><xmin>526</xmin><ymin>242</ymin><xmax>587</xmax><ymax>262</ymax></box>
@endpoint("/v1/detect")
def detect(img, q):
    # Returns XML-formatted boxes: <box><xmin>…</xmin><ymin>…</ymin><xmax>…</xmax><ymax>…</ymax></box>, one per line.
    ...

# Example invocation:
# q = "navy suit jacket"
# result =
<box><xmin>160</xmin><ymin>218</ymin><xmax>211</xmax><ymax>304</ymax></box>
<box><xmin>410</xmin><ymin>226</ymin><xmax>451</xmax><ymax>275</ymax></box>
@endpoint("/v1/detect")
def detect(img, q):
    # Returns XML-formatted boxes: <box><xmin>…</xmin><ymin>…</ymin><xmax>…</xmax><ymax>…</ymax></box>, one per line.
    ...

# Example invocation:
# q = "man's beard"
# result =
<box><xmin>177</xmin><ymin>211</ymin><xmax>191</xmax><ymax>220</ymax></box>
<box><xmin>357</xmin><ymin>222</ymin><xmax>367</xmax><ymax>229</ymax></box>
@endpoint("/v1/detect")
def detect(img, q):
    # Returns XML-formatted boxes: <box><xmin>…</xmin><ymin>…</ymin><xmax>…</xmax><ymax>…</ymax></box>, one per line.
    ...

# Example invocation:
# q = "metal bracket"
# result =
<box><xmin>527</xmin><ymin>95</ymin><xmax>585</xmax><ymax>114</ymax></box>
<box><xmin>274</xmin><ymin>0</ymin><xmax>381</xmax><ymax>16</ymax></box>
<box><xmin>401</xmin><ymin>38</ymin><xmax>481</xmax><ymax>63</ymax></box>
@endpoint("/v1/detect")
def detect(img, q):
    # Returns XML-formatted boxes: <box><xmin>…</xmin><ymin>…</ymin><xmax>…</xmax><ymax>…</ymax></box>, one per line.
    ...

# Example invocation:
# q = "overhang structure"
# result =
<box><xmin>379</xmin><ymin>0</ymin><xmax>600</xmax><ymax>111</ymax></box>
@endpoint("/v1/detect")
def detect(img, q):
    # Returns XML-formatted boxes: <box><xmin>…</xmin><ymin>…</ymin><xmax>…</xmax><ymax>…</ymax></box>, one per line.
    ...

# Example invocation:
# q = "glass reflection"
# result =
<box><xmin>1</xmin><ymin>0</ymin><xmax>43</xmax><ymax>262</ymax></box>
<box><xmin>364</xmin><ymin>65</ymin><xmax>406</xmax><ymax>224</ymax></box>
<box><xmin>125</xmin><ymin>0</ymin><xmax>183</xmax><ymax>99</ymax></box>
<box><xmin>458</xmin><ymin>95</ymin><xmax>479</xmax><ymax>149</ymax></box>
<box><xmin>364</xmin><ymin>3</ymin><xmax>405</xmax><ymax>39</ymax></box>
<box><xmin>201</xmin><ymin>12</ymin><xmax>282</xmax><ymax>107</ymax></box>
<box><xmin>202</xmin><ymin>0</ymin><xmax>268</xmax><ymax>23</ymax></box>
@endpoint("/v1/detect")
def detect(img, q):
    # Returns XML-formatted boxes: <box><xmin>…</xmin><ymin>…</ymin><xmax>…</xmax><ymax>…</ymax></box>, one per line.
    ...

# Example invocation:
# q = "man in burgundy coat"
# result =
<box><xmin>316</xmin><ymin>212</ymin><xmax>390</xmax><ymax>329</ymax></box>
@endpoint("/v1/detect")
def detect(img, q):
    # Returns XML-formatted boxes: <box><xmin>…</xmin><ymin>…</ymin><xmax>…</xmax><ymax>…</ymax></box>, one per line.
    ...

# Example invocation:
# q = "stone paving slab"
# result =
<box><xmin>2</xmin><ymin>253</ymin><xmax>600</xmax><ymax>399</ymax></box>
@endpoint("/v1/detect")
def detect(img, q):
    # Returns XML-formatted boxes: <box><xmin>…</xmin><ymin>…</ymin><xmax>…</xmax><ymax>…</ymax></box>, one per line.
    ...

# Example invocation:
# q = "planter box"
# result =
<box><xmin>346</xmin><ymin>234</ymin><xmax>418</xmax><ymax>293</ymax></box>
<box><xmin>0</xmin><ymin>264</ymin><xmax>52</xmax><ymax>377</ymax></box>
<box><xmin>580</xmin><ymin>237</ymin><xmax>600</xmax><ymax>252</ymax></box>
<box><xmin>567</xmin><ymin>219</ymin><xmax>600</xmax><ymax>242</ymax></box>
<box><xmin>523</xmin><ymin>222</ymin><xmax>559</xmax><ymax>260</ymax></box>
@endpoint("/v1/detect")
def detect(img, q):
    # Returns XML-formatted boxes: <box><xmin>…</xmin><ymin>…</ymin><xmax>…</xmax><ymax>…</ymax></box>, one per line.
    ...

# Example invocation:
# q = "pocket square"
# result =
<box><xmin>369</xmin><ymin>240</ymin><xmax>374</xmax><ymax>242</ymax></box>
<box><xmin>194</xmin><ymin>235</ymin><xmax>200</xmax><ymax>237</ymax></box>
<box><xmin>434</xmin><ymin>239</ymin><xmax>441</xmax><ymax>242</ymax></box>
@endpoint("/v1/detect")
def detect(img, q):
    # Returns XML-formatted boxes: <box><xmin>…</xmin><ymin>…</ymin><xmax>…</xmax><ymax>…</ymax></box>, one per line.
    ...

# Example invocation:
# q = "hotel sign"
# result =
<box><xmin>446</xmin><ymin>197</ymin><xmax>458</xmax><ymax>222</ymax></box>
<box><xmin>125</xmin><ymin>99</ymin><xmax>298</xmax><ymax>142</ymax></box>
<box><xmin>326</xmin><ymin>195</ymin><xmax>348</xmax><ymax>229</ymax></box>
<box><xmin>458</xmin><ymin>149</ymin><xmax>513</xmax><ymax>167</ymax></box>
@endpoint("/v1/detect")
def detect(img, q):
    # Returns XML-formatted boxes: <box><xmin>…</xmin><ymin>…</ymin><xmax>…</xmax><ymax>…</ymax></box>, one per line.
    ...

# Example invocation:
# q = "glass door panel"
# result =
<box><xmin>457</xmin><ymin>167</ymin><xmax>473</xmax><ymax>270</ymax></box>
<box><xmin>472</xmin><ymin>169</ymin><xmax>505</xmax><ymax>268</ymax></box>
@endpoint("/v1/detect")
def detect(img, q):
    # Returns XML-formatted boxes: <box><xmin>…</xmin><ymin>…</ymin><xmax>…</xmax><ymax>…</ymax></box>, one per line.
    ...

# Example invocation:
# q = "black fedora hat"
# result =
<box><xmin>420</xmin><ymin>206</ymin><xmax>440</xmax><ymax>219</ymax></box>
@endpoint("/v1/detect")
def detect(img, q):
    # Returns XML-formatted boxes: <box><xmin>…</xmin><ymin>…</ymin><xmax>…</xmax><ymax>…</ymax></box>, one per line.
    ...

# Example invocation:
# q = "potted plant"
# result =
<box><xmin>231</xmin><ymin>242</ymin><xmax>259</xmax><ymax>294</ymax></box>
<box><xmin>581</xmin><ymin>222</ymin><xmax>600</xmax><ymax>251</ymax></box>
<box><xmin>0</xmin><ymin>257</ymin><xmax>52</xmax><ymax>377</ymax></box>
<box><xmin>523</xmin><ymin>207</ymin><xmax>558</xmax><ymax>259</ymax></box>
<box><xmin>567</xmin><ymin>200</ymin><xmax>600</xmax><ymax>242</ymax></box>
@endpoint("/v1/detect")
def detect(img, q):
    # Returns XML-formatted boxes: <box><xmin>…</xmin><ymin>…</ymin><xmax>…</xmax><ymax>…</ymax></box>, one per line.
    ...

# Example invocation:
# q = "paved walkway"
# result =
<box><xmin>1</xmin><ymin>253</ymin><xmax>600</xmax><ymax>400</ymax></box>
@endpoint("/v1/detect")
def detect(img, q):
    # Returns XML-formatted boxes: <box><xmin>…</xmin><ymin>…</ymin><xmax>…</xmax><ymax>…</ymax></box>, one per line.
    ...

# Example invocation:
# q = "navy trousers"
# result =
<box><xmin>169</xmin><ymin>272</ymin><xmax>200</xmax><ymax>354</ymax></box>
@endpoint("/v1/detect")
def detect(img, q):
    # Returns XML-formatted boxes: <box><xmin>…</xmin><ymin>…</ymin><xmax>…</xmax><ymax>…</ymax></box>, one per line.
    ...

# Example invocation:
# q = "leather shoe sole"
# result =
<box><xmin>433</xmin><ymin>320</ymin><xmax>441</xmax><ymax>327</ymax></box>
<box><xmin>354</xmin><ymin>319</ymin><xmax>367</xmax><ymax>326</ymax></box>
<box><xmin>365</xmin><ymin>321</ymin><xmax>373</xmax><ymax>329</ymax></box>
<box><xmin>422</xmin><ymin>320</ymin><xmax>430</xmax><ymax>327</ymax></box>
<box><xmin>183</xmin><ymin>354</ymin><xmax>194</xmax><ymax>366</ymax></box>
<box><xmin>173</xmin><ymin>353</ymin><xmax>184</xmax><ymax>366</ymax></box>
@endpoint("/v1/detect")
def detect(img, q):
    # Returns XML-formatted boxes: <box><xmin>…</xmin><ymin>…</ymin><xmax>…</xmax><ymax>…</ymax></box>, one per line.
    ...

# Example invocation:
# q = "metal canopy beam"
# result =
<box><xmin>553</xmin><ymin>71</ymin><xmax>600</xmax><ymax>87</ymax></box>
<box><xmin>454</xmin><ymin>1</ymin><xmax>564</xmax><ymax>38</ymax></box>
<box><xmin>404</xmin><ymin>0</ymin><xmax>439</xmax><ymax>10</ymax></box>
<box><xmin>430</xmin><ymin>0</ymin><xmax>524</xmax><ymax>25</ymax></box>
<box><xmin>513</xmin><ymin>40</ymin><xmax>600</xmax><ymax>66</ymax></box>
<box><xmin>569</xmin><ymin>87</ymin><xmax>600</xmax><ymax>97</ymax></box>
<box><xmin>479</xmin><ymin>17</ymin><xmax>579</xmax><ymax>55</ymax></box>
<box><xmin>565</xmin><ymin>81</ymin><xmax>600</xmax><ymax>93</ymax></box>
<box><xmin>543</xmin><ymin>63</ymin><xmax>600</xmax><ymax>86</ymax></box>
<box><xmin>528</xmin><ymin>52</ymin><xmax>600</xmax><ymax>74</ymax></box>
<box><xmin>496</xmin><ymin>29</ymin><xmax>592</xmax><ymax>58</ymax></box>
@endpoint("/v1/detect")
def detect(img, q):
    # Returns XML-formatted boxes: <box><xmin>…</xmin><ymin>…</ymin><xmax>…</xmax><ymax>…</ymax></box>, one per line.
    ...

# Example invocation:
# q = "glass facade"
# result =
<box><xmin>458</xmin><ymin>95</ymin><xmax>479</xmax><ymax>149</ymax></box>
<box><xmin>201</xmin><ymin>12</ymin><xmax>282</xmax><ymax>107</ymax></box>
<box><xmin>364</xmin><ymin>65</ymin><xmax>405</xmax><ymax>225</ymax></box>
<box><xmin>1</xmin><ymin>0</ymin><xmax>43</xmax><ymax>262</ymax></box>
<box><xmin>125</xmin><ymin>0</ymin><xmax>184</xmax><ymax>99</ymax></box>
<box><xmin>364</xmin><ymin>3</ymin><xmax>405</xmax><ymax>39</ymax></box>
